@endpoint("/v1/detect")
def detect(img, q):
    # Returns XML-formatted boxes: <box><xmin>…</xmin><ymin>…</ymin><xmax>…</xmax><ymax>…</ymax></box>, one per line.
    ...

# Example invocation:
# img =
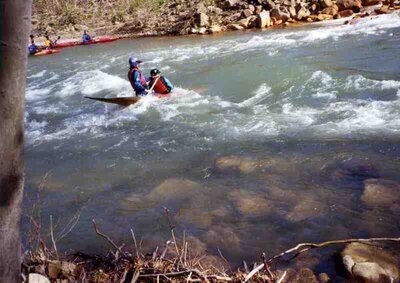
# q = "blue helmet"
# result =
<box><xmin>129</xmin><ymin>57</ymin><xmax>143</xmax><ymax>68</ymax></box>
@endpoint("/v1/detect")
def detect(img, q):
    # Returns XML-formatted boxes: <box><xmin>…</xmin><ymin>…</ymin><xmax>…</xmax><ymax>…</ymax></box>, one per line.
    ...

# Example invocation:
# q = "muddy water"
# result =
<box><xmin>24</xmin><ymin>12</ymin><xmax>400</xmax><ymax>275</ymax></box>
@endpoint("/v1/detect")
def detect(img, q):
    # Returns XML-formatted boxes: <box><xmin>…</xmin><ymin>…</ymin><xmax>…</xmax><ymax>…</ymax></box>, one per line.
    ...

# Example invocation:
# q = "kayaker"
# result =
<box><xmin>28</xmin><ymin>36</ymin><xmax>40</xmax><ymax>55</ymax></box>
<box><xmin>128</xmin><ymin>57</ymin><xmax>149</xmax><ymax>97</ymax></box>
<box><xmin>148</xmin><ymin>69</ymin><xmax>174</xmax><ymax>95</ymax></box>
<box><xmin>45</xmin><ymin>35</ymin><xmax>59</xmax><ymax>49</ymax></box>
<box><xmin>82</xmin><ymin>30</ymin><xmax>92</xmax><ymax>44</ymax></box>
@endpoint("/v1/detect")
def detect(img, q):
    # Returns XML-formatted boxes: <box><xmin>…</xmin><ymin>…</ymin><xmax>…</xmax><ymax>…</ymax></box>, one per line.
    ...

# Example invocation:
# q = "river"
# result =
<box><xmin>25</xmin><ymin>12</ymin><xmax>400</xmax><ymax>276</ymax></box>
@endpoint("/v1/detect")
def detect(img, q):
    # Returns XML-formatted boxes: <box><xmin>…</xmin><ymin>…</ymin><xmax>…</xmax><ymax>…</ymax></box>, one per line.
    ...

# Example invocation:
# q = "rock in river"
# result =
<box><xmin>229</xmin><ymin>189</ymin><xmax>273</xmax><ymax>217</ymax></box>
<box><xmin>361</xmin><ymin>178</ymin><xmax>400</xmax><ymax>208</ymax></box>
<box><xmin>342</xmin><ymin>242</ymin><xmax>399</xmax><ymax>282</ymax></box>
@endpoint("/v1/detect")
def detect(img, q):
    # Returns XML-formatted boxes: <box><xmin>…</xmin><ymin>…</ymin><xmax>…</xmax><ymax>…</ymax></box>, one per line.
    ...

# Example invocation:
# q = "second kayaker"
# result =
<box><xmin>148</xmin><ymin>69</ymin><xmax>174</xmax><ymax>95</ymax></box>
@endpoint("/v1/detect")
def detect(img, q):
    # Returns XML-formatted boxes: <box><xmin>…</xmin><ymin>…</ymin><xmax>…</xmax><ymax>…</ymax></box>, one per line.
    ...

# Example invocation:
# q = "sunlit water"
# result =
<box><xmin>24</xmin><ymin>12</ymin><xmax>400</xmax><ymax>276</ymax></box>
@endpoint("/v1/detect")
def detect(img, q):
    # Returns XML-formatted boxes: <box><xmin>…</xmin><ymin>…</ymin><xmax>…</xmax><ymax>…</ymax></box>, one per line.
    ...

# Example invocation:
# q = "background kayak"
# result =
<box><xmin>39</xmin><ymin>36</ymin><xmax>119</xmax><ymax>49</ymax></box>
<box><xmin>32</xmin><ymin>49</ymin><xmax>61</xmax><ymax>56</ymax></box>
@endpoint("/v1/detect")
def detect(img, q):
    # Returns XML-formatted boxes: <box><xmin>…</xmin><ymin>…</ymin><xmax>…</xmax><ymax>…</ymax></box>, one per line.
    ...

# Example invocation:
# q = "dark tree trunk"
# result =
<box><xmin>0</xmin><ymin>0</ymin><xmax>32</xmax><ymax>282</ymax></box>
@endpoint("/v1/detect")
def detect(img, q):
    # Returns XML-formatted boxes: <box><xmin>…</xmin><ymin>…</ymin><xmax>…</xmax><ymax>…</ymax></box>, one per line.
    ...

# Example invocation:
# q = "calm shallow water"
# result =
<box><xmin>24</xmin><ymin>12</ymin><xmax>400</xmax><ymax>275</ymax></box>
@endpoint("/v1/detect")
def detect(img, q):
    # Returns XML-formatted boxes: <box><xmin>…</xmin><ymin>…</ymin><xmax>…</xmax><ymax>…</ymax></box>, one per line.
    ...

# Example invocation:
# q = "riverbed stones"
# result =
<box><xmin>228</xmin><ymin>190</ymin><xmax>273</xmax><ymax>216</ymax></box>
<box><xmin>208</xmin><ymin>25</ymin><xmax>223</xmax><ymax>33</ymax></box>
<box><xmin>341</xmin><ymin>243</ymin><xmax>399</xmax><ymax>282</ymax></box>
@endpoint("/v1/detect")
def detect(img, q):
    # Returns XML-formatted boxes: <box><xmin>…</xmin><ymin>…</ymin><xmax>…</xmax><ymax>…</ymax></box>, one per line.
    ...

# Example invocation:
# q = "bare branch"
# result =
<box><xmin>92</xmin><ymin>219</ymin><xmax>123</xmax><ymax>253</ymax></box>
<box><xmin>267</xmin><ymin>237</ymin><xmax>400</xmax><ymax>263</ymax></box>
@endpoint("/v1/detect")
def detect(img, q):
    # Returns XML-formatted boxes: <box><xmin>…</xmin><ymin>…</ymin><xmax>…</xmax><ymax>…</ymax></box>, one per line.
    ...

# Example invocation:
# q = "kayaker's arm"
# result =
<box><xmin>164</xmin><ymin>77</ymin><xmax>174</xmax><ymax>92</ymax></box>
<box><xmin>132</xmin><ymin>71</ymin><xmax>147</xmax><ymax>93</ymax></box>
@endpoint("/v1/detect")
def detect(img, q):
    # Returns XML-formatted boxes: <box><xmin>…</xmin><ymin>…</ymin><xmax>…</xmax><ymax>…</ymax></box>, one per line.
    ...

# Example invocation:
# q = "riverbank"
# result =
<box><xmin>31</xmin><ymin>0</ymin><xmax>400</xmax><ymax>44</ymax></box>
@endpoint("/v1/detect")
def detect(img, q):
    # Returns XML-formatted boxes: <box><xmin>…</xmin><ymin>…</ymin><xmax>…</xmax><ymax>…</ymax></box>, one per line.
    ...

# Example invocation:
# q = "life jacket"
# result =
<box><xmin>149</xmin><ymin>76</ymin><xmax>171</xmax><ymax>94</ymax></box>
<box><xmin>28</xmin><ymin>44</ymin><xmax>38</xmax><ymax>55</ymax></box>
<box><xmin>128</xmin><ymin>68</ymin><xmax>147</xmax><ymax>91</ymax></box>
<box><xmin>45</xmin><ymin>39</ymin><xmax>52</xmax><ymax>48</ymax></box>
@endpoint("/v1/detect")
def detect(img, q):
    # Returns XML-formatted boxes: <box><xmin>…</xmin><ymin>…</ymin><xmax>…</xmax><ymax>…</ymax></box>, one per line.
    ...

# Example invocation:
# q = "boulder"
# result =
<box><xmin>227</xmin><ymin>23</ymin><xmax>245</xmax><ymax>30</ymax></box>
<box><xmin>361</xmin><ymin>179</ymin><xmax>400</xmax><ymax>207</ymax></box>
<box><xmin>263</xmin><ymin>0</ymin><xmax>277</xmax><ymax>9</ymax></box>
<box><xmin>208</xmin><ymin>25</ymin><xmax>223</xmax><ymax>33</ymax></box>
<box><xmin>196</xmin><ymin>12</ymin><xmax>209</xmax><ymax>27</ymax></box>
<box><xmin>338</xmin><ymin>9</ymin><xmax>355</xmax><ymax>16</ymax></box>
<box><xmin>238</xmin><ymin>16</ymin><xmax>253</xmax><ymax>27</ymax></box>
<box><xmin>29</xmin><ymin>274</ymin><xmax>50</xmax><ymax>283</ymax></box>
<box><xmin>289</xmin><ymin>5</ymin><xmax>297</xmax><ymax>17</ymax></box>
<box><xmin>257</xmin><ymin>10</ymin><xmax>272</xmax><ymax>27</ymax></box>
<box><xmin>223</xmin><ymin>0</ymin><xmax>239</xmax><ymax>9</ymax></box>
<box><xmin>296</xmin><ymin>7</ymin><xmax>311</xmax><ymax>19</ymax></box>
<box><xmin>208</xmin><ymin>6</ymin><xmax>223</xmax><ymax>14</ymax></box>
<box><xmin>322</xmin><ymin>4</ymin><xmax>339</xmax><ymax>15</ymax></box>
<box><xmin>249</xmin><ymin>4</ymin><xmax>256</xmax><ymax>11</ymax></box>
<box><xmin>242</xmin><ymin>8</ymin><xmax>254</xmax><ymax>17</ymax></box>
<box><xmin>255</xmin><ymin>5</ymin><xmax>264</xmax><ymax>13</ymax></box>
<box><xmin>317</xmin><ymin>13</ymin><xmax>334</xmax><ymax>20</ymax></box>
<box><xmin>321</xmin><ymin>0</ymin><xmax>334</xmax><ymax>8</ymax></box>
<box><xmin>376</xmin><ymin>5</ymin><xmax>389</xmax><ymax>13</ymax></box>
<box><xmin>270</xmin><ymin>7</ymin><xmax>291</xmax><ymax>21</ymax></box>
<box><xmin>362</xmin><ymin>0</ymin><xmax>382</xmax><ymax>4</ymax></box>
<box><xmin>337</xmin><ymin>0</ymin><xmax>363</xmax><ymax>11</ymax></box>
<box><xmin>342</xmin><ymin>243</ymin><xmax>399</xmax><ymax>282</ymax></box>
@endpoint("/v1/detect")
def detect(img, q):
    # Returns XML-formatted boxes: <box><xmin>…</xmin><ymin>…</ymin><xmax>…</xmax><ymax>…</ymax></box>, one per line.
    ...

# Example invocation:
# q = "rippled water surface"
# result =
<box><xmin>24</xmin><ymin>12</ymin><xmax>400</xmax><ymax>274</ymax></box>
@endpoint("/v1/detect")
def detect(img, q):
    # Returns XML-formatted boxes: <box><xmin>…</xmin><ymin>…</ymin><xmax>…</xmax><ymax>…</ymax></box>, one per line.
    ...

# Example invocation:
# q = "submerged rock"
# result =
<box><xmin>203</xmin><ymin>225</ymin><xmax>240</xmax><ymax>250</ymax></box>
<box><xmin>149</xmin><ymin>178</ymin><xmax>204</xmax><ymax>202</ymax></box>
<box><xmin>285</xmin><ymin>194</ymin><xmax>325</xmax><ymax>222</ymax></box>
<box><xmin>176</xmin><ymin>207</ymin><xmax>214</xmax><ymax>228</ymax></box>
<box><xmin>229</xmin><ymin>189</ymin><xmax>273</xmax><ymax>216</ymax></box>
<box><xmin>361</xmin><ymin>178</ymin><xmax>400</xmax><ymax>207</ymax></box>
<box><xmin>342</xmin><ymin>243</ymin><xmax>399</xmax><ymax>282</ymax></box>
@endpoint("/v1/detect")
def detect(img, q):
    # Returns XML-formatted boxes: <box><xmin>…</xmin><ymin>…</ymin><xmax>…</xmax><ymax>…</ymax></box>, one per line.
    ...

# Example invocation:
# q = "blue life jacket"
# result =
<box><xmin>82</xmin><ymin>34</ymin><xmax>91</xmax><ymax>43</ymax></box>
<box><xmin>28</xmin><ymin>44</ymin><xmax>38</xmax><ymax>55</ymax></box>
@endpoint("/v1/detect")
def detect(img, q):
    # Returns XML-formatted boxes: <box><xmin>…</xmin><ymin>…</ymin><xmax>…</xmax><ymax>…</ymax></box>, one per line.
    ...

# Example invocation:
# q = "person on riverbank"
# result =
<box><xmin>82</xmin><ymin>30</ymin><xmax>92</xmax><ymax>44</ymax></box>
<box><xmin>148</xmin><ymin>69</ymin><xmax>174</xmax><ymax>95</ymax></box>
<box><xmin>128</xmin><ymin>57</ymin><xmax>149</xmax><ymax>97</ymax></box>
<box><xmin>28</xmin><ymin>35</ymin><xmax>40</xmax><ymax>55</ymax></box>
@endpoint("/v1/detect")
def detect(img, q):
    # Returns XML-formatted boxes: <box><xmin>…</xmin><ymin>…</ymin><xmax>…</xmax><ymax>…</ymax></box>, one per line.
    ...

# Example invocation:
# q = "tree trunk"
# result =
<box><xmin>0</xmin><ymin>0</ymin><xmax>32</xmax><ymax>282</ymax></box>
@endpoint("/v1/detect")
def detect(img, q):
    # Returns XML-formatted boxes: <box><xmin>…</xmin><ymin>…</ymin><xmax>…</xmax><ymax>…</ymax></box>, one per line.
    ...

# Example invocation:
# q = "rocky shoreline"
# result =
<box><xmin>31</xmin><ymin>0</ymin><xmax>400</xmax><ymax>44</ymax></box>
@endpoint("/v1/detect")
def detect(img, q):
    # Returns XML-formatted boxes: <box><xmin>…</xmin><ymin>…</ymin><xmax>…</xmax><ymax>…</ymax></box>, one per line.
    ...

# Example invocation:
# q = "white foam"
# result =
<box><xmin>238</xmin><ymin>83</ymin><xmax>272</xmax><ymax>107</ymax></box>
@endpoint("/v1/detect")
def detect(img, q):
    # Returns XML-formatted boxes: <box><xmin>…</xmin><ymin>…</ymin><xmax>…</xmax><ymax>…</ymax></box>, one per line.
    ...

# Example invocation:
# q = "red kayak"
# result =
<box><xmin>85</xmin><ymin>93</ymin><xmax>171</xmax><ymax>106</ymax></box>
<box><xmin>33</xmin><ymin>49</ymin><xmax>61</xmax><ymax>56</ymax></box>
<box><xmin>40</xmin><ymin>36</ymin><xmax>119</xmax><ymax>49</ymax></box>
